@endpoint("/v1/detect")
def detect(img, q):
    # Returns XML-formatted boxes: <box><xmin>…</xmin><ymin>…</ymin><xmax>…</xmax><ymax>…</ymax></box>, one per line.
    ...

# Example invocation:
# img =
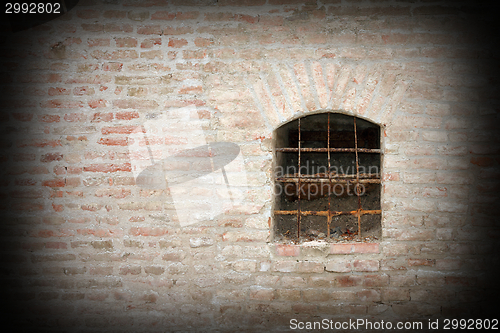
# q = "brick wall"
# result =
<box><xmin>1</xmin><ymin>0</ymin><xmax>499</xmax><ymax>331</ymax></box>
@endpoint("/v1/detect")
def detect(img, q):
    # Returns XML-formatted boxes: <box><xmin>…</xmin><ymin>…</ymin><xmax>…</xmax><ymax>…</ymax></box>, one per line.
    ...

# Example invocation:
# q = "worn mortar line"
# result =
<box><xmin>364</xmin><ymin>67</ymin><xmax>385</xmax><ymax>121</ymax></box>
<box><xmin>286</xmin><ymin>62</ymin><xmax>308</xmax><ymax>114</ymax></box>
<box><xmin>337</xmin><ymin>62</ymin><xmax>355</xmax><ymax>113</ymax></box>
<box><xmin>356</xmin><ymin>62</ymin><xmax>374</xmax><ymax>109</ymax></box>
<box><xmin>365</xmin><ymin>65</ymin><xmax>386</xmax><ymax>120</ymax></box>
<box><xmin>376</xmin><ymin>77</ymin><xmax>411</xmax><ymax>125</ymax></box>
<box><xmin>304</xmin><ymin>59</ymin><xmax>321</xmax><ymax>111</ymax></box>
<box><xmin>271</xmin><ymin>62</ymin><xmax>295</xmax><ymax>117</ymax></box>
<box><xmin>349</xmin><ymin>65</ymin><xmax>368</xmax><ymax>116</ymax></box>
<box><xmin>245</xmin><ymin>75</ymin><xmax>273</xmax><ymax>134</ymax></box>
<box><xmin>320</xmin><ymin>59</ymin><xmax>332</xmax><ymax>110</ymax></box>
<box><xmin>260</xmin><ymin>71</ymin><xmax>284</xmax><ymax>123</ymax></box>
<box><xmin>326</xmin><ymin>59</ymin><xmax>341</xmax><ymax>110</ymax></box>
<box><xmin>332</xmin><ymin>60</ymin><xmax>353</xmax><ymax>111</ymax></box>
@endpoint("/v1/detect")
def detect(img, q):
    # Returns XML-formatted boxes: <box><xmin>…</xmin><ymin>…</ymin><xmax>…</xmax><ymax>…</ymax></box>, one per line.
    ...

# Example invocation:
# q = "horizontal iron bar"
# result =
<box><xmin>282</xmin><ymin>172</ymin><xmax>380</xmax><ymax>179</ymax></box>
<box><xmin>275</xmin><ymin>209</ymin><xmax>381</xmax><ymax>217</ymax></box>
<box><xmin>276</xmin><ymin>147</ymin><xmax>381</xmax><ymax>153</ymax></box>
<box><xmin>275</xmin><ymin>178</ymin><xmax>381</xmax><ymax>184</ymax></box>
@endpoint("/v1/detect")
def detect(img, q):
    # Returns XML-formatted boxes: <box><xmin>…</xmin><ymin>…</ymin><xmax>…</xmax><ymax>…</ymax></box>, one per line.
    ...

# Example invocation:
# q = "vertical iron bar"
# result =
<box><xmin>297</xmin><ymin>118</ymin><xmax>301</xmax><ymax>241</ymax></box>
<box><xmin>353</xmin><ymin>117</ymin><xmax>362</xmax><ymax>238</ymax></box>
<box><xmin>327</xmin><ymin>113</ymin><xmax>331</xmax><ymax>238</ymax></box>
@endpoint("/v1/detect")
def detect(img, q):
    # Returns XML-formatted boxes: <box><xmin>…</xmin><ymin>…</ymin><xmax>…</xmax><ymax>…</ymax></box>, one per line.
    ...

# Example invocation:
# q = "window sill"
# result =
<box><xmin>272</xmin><ymin>241</ymin><xmax>379</xmax><ymax>257</ymax></box>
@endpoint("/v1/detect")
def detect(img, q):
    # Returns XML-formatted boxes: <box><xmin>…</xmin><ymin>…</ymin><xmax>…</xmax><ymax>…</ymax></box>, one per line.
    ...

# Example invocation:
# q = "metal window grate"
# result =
<box><xmin>273</xmin><ymin>112</ymin><xmax>382</xmax><ymax>242</ymax></box>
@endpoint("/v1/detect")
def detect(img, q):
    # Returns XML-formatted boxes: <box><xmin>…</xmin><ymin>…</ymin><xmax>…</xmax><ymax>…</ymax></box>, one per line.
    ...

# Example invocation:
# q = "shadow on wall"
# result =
<box><xmin>128</xmin><ymin>106</ymin><xmax>248</xmax><ymax>227</ymax></box>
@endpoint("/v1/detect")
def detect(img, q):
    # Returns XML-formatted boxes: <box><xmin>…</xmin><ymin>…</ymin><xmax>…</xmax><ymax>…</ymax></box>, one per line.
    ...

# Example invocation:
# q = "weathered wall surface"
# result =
<box><xmin>0</xmin><ymin>0</ymin><xmax>499</xmax><ymax>331</ymax></box>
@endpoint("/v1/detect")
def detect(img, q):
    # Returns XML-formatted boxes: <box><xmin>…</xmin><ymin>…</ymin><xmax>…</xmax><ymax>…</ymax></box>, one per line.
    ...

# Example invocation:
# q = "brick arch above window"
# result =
<box><xmin>247</xmin><ymin>61</ymin><xmax>411</xmax><ymax>132</ymax></box>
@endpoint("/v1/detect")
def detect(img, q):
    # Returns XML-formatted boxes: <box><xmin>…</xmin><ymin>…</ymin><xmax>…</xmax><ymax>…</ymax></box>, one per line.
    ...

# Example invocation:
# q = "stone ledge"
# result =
<box><xmin>274</xmin><ymin>242</ymin><xmax>380</xmax><ymax>257</ymax></box>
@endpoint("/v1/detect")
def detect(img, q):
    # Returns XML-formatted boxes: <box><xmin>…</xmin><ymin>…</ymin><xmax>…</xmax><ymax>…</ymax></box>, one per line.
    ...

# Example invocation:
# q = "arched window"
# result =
<box><xmin>273</xmin><ymin>112</ymin><xmax>381</xmax><ymax>242</ymax></box>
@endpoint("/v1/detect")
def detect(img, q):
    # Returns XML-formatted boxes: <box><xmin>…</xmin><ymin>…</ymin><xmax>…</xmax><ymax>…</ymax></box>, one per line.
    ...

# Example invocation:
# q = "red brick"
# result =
<box><xmin>45</xmin><ymin>242</ymin><xmax>67</xmax><ymax>249</ymax></box>
<box><xmin>115</xmin><ymin>38</ymin><xmax>138</xmax><ymax>48</ymax></box>
<box><xmin>151</xmin><ymin>11</ymin><xmax>176</xmax><ymax>20</ymax></box>
<box><xmin>10</xmin><ymin>190</ymin><xmax>43</xmax><ymax>199</ymax></box>
<box><xmin>129</xmin><ymin>227</ymin><xmax>170</xmax><ymax>236</ymax></box>
<box><xmin>381</xmin><ymin>288</ymin><xmax>410</xmax><ymax>301</ymax></box>
<box><xmin>275</xmin><ymin>244</ymin><xmax>300</xmax><ymax>257</ymax></box>
<box><xmin>12</xmin><ymin>113</ymin><xmax>33</xmax><ymax>121</ymax></box>
<box><xmin>141</xmin><ymin>38</ymin><xmax>162</xmax><ymax>48</ymax></box>
<box><xmin>219</xmin><ymin>0</ymin><xmax>265</xmax><ymax>5</ymax></box>
<box><xmin>176</xmin><ymin>11</ymin><xmax>199</xmax><ymax>20</ymax></box>
<box><xmin>42</xmin><ymin>179</ymin><xmax>65</xmax><ymax>187</ymax></box>
<box><xmin>95</xmin><ymin>188</ymin><xmax>131</xmax><ymax>199</ymax></box>
<box><xmin>13</xmin><ymin>153</ymin><xmax>35</xmax><ymax>162</ymax></box>
<box><xmin>65</xmin><ymin>75</ymin><xmax>111</xmax><ymax>85</ymax></box>
<box><xmin>91</xmin><ymin>50</ymin><xmax>138</xmax><ymax>60</ymax></box>
<box><xmin>330</xmin><ymin>243</ymin><xmax>352</xmax><ymax>254</ymax></box>
<box><xmin>182</xmin><ymin>50</ymin><xmax>206</xmax><ymax>59</ymax></box>
<box><xmin>103</xmin><ymin>10</ymin><xmax>126</xmax><ymax>19</ymax></box>
<box><xmin>77</xmin><ymin>9</ymin><xmax>100</xmax><ymax>19</ymax></box>
<box><xmin>137</xmin><ymin>25</ymin><xmax>162</xmax><ymax>35</ymax></box>
<box><xmin>101</xmin><ymin>125</ymin><xmax>141</xmax><ymax>135</ymax></box>
<box><xmin>119</xmin><ymin>265</ymin><xmax>141</xmax><ymax>275</ymax></box>
<box><xmin>194</xmin><ymin>37</ymin><xmax>213</xmax><ymax>47</ymax></box>
<box><xmin>470</xmin><ymin>157</ymin><xmax>494</xmax><ymax>167</ymax></box>
<box><xmin>73</xmin><ymin>86</ymin><xmax>95</xmax><ymax>96</ymax></box>
<box><xmin>15</xmin><ymin>179</ymin><xmax>37</xmax><ymax>186</ymax></box>
<box><xmin>168</xmin><ymin>38</ymin><xmax>188</xmax><ymax>48</ymax></box>
<box><xmin>113</xmin><ymin>99</ymin><xmax>158</xmax><ymax>109</ymax></box>
<box><xmin>408</xmin><ymin>259</ymin><xmax>435</xmax><ymax>267</ymax></box>
<box><xmin>178</xmin><ymin>86</ymin><xmax>203</xmax><ymax>94</ymax></box>
<box><xmin>91</xmin><ymin>113</ymin><xmax>114</xmax><ymax>122</ymax></box>
<box><xmin>163</xmin><ymin>27</ymin><xmax>193</xmax><ymax>35</ymax></box>
<box><xmin>353</xmin><ymin>260</ymin><xmax>379</xmax><ymax>272</ymax></box>
<box><xmin>12</xmin><ymin>202</ymin><xmax>44</xmax><ymax>211</ymax></box>
<box><xmin>41</xmin><ymin>153</ymin><xmax>63</xmax><ymax>162</ymax></box>
<box><xmin>115</xmin><ymin>111</ymin><xmax>139</xmax><ymax>120</ymax></box>
<box><xmin>83</xmin><ymin>163</ymin><xmax>132</xmax><ymax>173</ymax></box>
<box><xmin>98</xmin><ymin>138</ymin><xmax>129</xmax><ymax>146</ymax></box>
<box><xmin>104</xmin><ymin>23</ymin><xmax>133</xmax><ymax>33</ymax></box>
<box><xmin>297</xmin><ymin>261</ymin><xmax>324</xmax><ymax>273</ymax></box>
<box><xmin>435</xmin><ymin>259</ymin><xmax>462</xmax><ymax>270</ymax></box>
<box><xmin>87</xmin><ymin>99</ymin><xmax>106</xmax><ymax>109</ymax></box>
<box><xmin>64</xmin><ymin>113</ymin><xmax>87</xmax><ymax>122</ymax></box>
<box><xmin>325</xmin><ymin>259</ymin><xmax>351</xmax><ymax>273</ymax></box>
<box><xmin>363</xmin><ymin>274</ymin><xmax>390</xmax><ymax>287</ymax></box>
<box><xmin>48</xmin><ymin>87</ymin><xmax>70</xmax><ymax>96</ymax></box>
<box><xmin>352</xmin><ymin>243</ymin><xmax>380</xmax><ymax>254</ymax></box>
<box><xmin>40</xmin><ymin>100</ymin><xmax>83</xmax><ymax>109</ymax></box>
<box><xmin>102</xmin><ymin>63</ymin><xmax>123</xmax><ymax>72</ymax></box>
<box><xmin>291</xmin><ymin>304</ymin><xmax>316</xmax><ymax>314</ymax></box>
<box><xmin>249</xmin><ymin>288</ymin><xmax>275</xmax><ymax>301</ymax></box>
<box><xmin>335</xmin><ymin>275</ymin><xmax>363</xmax><ymax>287</ymax></box>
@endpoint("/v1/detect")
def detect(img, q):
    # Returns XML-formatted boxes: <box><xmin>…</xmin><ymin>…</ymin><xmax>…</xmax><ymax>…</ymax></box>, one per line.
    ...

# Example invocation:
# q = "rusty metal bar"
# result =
<box><xmin>279</xmin><ymin>172</ymin><xmax>380</xmax><ymax>179</ymax></box>
<box><xmin>297</xmin><ymin>117</ymin><xmax>301</xmax><ymax>240</ymax></box>
<box><xmin>276</xmin><ymin>147</ymin><xmax>381</xmax><ymax>153</ymax></box>
<box><xmin>327</xmin><ymin>113</ymin><xmax>331</xmax><ymax>238</ymax></box>
<box><xmin>353</xmin><ymin>117</ymin><xmax>362</xmax><ymax>238</ymax></box>
<box><xmin>275</xmin><ymin>177</ymin><xmax>381</xmax><ymax>184</ymax></box>
<box><xmin>298</xmin><ymin>173</ymin><xmax>380</xmax><ymax>179</ymax></box>
<box><xmin>275</xmin><ymin>209</ymin><xmax>381</xmax><ymax>217</ymax></box>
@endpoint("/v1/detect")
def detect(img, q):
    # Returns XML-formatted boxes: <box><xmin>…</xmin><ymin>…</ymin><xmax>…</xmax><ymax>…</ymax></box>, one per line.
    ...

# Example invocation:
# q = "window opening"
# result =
<box><xmin>273</xmin><ymin>112</ymin><xmax>381</xmax><ymax>243</ymax></box>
